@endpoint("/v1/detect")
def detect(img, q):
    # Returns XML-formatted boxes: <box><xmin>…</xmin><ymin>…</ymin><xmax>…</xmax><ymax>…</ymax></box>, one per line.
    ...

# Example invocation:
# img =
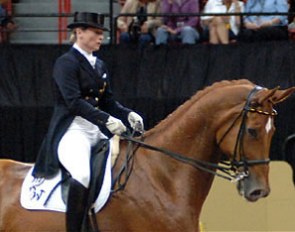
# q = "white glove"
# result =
<box><xmin>106</xmin><ymin>116</ymin><xmax>126</xmax><ymax>136</ymax></box>
<box><xmin>128</xmin><ymin>112</ymin><xmax>144</xmax><ymax>133</ymax></box>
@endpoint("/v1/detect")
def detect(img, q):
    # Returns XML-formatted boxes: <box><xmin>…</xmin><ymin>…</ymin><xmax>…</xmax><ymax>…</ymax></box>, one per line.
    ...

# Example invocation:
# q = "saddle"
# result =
<box><xmin>21</xmin><ymin>136</ymin><xmax>120</xmax><ymax>213</ymax></box>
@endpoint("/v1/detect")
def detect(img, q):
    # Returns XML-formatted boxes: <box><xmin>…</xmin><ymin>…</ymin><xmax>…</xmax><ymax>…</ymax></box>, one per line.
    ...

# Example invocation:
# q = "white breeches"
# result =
<box><xmin>57</xmin><ymin>116</ymin><xmax>107</xmax><ymax>188</ymax></box>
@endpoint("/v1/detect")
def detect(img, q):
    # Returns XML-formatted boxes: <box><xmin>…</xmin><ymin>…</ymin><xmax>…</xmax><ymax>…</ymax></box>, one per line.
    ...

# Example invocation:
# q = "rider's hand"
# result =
<box><xmin>106</xmin><ymin>116</ymin><xmax>127</xmax><ymax>136</ymax></box>
<box><xmin>128</xmin><ymin>112</ymin><xmax>144</xmax><ymax>133</ymax></box>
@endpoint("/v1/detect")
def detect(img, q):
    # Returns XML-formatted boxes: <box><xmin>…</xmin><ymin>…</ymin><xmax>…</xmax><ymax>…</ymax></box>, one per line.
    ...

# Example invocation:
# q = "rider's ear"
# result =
<box><xmin>270</xmin><ymin>86</ymin><xmax>295</xmax><ymax>104</ymax></box>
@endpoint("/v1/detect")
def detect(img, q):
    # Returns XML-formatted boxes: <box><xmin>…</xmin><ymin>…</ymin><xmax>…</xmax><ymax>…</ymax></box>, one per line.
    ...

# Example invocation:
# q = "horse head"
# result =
<box><xmin>216</xmin><ymin>83</ymin><xmax>295</xmax><ymax>202</ymax></box>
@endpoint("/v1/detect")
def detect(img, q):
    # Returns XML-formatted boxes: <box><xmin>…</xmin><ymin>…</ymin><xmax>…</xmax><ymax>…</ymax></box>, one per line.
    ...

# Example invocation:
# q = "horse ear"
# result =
<box><xmin>255</xmin><ymin>86</ymin><xmax>280</xmax><ymax>105</ymax></box>
<box><xmin>270</xmin><ymin>86</ymin><xmax>295</xmax><ymax>104</ymax></box>
<box><xmin>255</xmin><ymin>86</ymin><xmax>295</xmax><ymax>105</ymax></box>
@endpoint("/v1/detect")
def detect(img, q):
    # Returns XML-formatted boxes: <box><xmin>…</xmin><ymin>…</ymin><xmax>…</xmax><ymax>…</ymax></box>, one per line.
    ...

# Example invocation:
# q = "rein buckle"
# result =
<box><xmin>231</xmin><ymin>171</ymin><xmax>249</xmax><ymax>183</ymax></box>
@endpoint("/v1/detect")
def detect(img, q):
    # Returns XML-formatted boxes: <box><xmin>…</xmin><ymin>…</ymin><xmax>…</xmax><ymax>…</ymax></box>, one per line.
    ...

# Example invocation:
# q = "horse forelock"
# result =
<box><xmin>145</xmin><ymin>79</ymin><xmax>255</xmax><ymax>136</ymax></box>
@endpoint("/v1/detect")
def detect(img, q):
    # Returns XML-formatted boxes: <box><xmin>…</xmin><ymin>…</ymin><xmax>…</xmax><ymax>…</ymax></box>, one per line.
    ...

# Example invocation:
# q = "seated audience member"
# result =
<box><xmin>117</xmin><ymin>0</ymin><xmax>161</xmax><ymax>46</ymax></box>
<box><xmin>201</xmin><ymin>0</ymin><xmax>244</xmax><ymax>44</ymax></box>
<box><xmin>288</xmin><ymin>0</ymin><xmax>294</xmax><ymax>23</ymax></box>
<box><xmin>155</xmin><ymin>0</ymin><xmax>200</xmax><ymax>45</ymax></box>
<box><xmin>239</xmin><ymin>0</ymin><xmax>289</xmax><ymax>42</ymax></box>
<box><xmin>118</xmin><ymin>0</ymin><xmax>127</xmax><ymax>7</ymax></box>
<box><xmin>200</xmin><ymin>0</ymin><xmax>208</xmax><ymax>12</ymax></box>
<box><xmin>0</xmin><ymin>4</ymin><xmax>5</xmax><ymax>22</ymax></box>
<box><xmin>289</xmin><ymin>18</ymin><xmax>295</xmax><ymax>40</ymax></box>
<box><xmin>0</xmin><ymin>3</ymin><xmax>16</xmax><ymax>43</ymax></box>
<box><xmin>288</xmin><ymin>0</ymin><xmax>295</xmax><ymax>40</ymax></box>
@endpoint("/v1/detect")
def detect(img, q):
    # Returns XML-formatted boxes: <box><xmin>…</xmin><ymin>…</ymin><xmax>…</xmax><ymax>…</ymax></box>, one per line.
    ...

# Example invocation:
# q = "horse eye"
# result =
<box><xmin>247</xmin><ymin>128</ymin><xmax>258</xmax><ymax>138</ymax></box>
<box><xmin>250</xmin><ymin>101</ymin><xmax>260</xmax><ymax>108</ymax></box>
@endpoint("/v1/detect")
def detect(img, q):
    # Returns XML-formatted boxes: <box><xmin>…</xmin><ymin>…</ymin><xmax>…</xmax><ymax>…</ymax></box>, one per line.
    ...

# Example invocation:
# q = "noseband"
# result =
<box><xmin>115</xmin><ymin>86</ymin><xmax>276</xmax><ymax>190</ymax></box>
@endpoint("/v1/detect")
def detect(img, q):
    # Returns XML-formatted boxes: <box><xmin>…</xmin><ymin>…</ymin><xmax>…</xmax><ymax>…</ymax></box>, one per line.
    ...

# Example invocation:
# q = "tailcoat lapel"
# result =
<box><xmin>70</xmin><ymin>47</ymin><xmax>98</xmax><ymax>78</ymax></box>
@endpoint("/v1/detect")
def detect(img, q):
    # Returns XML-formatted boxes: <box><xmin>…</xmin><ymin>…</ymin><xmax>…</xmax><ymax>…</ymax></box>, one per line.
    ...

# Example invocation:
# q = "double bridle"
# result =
<box><xmin>114</xmin><ymin>86</ymin><xmax>277</xmax><ymax>191</ymax></box>
<box><xmin>216</xmin><ymin>86</ymin><xmax>276</xmax><ymax>181</ymax></box>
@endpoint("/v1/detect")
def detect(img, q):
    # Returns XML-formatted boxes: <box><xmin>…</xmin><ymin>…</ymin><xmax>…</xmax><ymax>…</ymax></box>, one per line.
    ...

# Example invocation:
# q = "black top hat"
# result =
<box><xmin>67</xmin><ymin>12</ymin><xmax>109</xmax><ymax>31</ymax></box>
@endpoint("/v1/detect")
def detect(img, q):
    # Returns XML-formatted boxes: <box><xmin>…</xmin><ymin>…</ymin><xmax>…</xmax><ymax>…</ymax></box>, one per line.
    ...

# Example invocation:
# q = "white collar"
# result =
<box><xmin>73</xmin><ymin>43</ymin><xmax>97</xmax><ymax>68</ymax></box>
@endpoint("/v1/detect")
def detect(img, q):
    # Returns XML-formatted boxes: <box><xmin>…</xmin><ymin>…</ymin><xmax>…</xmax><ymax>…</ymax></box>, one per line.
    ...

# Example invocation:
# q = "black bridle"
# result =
<box><xmin>113</xmin><ymin>86</ymin><xmax>277</xmax><ymax>191</ymax></box>
<box><xmin>216</xmin><ymin>86</ymin><xmax>276</xmax><ymax>181</ymax></box>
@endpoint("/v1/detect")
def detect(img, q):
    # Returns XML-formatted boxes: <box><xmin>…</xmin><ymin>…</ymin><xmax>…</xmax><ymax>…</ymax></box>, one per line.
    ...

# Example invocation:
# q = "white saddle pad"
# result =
<box><xmin>20</xmin><ymin>148</ymin><xmax>112</xmax><ymax>213</ymax></box>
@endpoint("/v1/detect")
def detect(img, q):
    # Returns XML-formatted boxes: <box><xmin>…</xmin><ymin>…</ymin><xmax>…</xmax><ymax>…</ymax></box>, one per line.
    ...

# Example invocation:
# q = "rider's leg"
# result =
<box><xmin>58</xmin><ymin>130</ymin><xmax>92</xmax><ymax>232</ymax></box>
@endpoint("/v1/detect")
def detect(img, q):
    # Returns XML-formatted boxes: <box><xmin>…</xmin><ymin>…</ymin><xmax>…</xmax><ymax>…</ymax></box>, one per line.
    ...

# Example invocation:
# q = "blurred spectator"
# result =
<box><xmin>118</xmin><ymin>0</ymin><xmax>127</xmax><ymax>7</ymax></box>
<box><xmin>289</xmin><ymin>17</ymin><xmax>295</xmax><ymax>40</ymax></box>
<box><xmin>0</xmin><ymin>4</ymin><xmax>5</xmax><ymax>17</ymax></box>
<box><xmin>239</xmin><ymin>0</ymin><xmax>289</xmax><ymax>42</ymax></box>
<box><xmin>288</xmin><ymin>0</ymin><xmax>295</xmax><ymax>23</ymax></box>
<box><xmin>0</xmin><ymin>2</ymin><xmax>16</xmax><ymax>43</ymax></box>
<box><xmin>155</xmin><ymin>0</ymin><xmax>200</xmax><ymax>45</ymax></box>
<box><xmin>200</xmin><ymin>0</ymin><xmax>208</xmax><ymax>11</ymax></box>
<box><xmin>117</xmin><ymin>0</ymin><xmax>161</xmax><ymax>46</ymax></box>
<box><xmin>201</xmin><ymin>0</ymin><xmax>244</xmax><ymax>44</ymax></box>
<box><xmin>288</xmin><ymin>0</ymin><xmax>295</xmax><ymax>40</ymax></box>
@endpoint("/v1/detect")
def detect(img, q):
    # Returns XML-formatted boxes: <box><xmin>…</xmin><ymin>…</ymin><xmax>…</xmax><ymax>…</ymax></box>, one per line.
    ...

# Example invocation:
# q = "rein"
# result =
<box><xmin>112</xmin><ymin>86</ymin><xmax>276</xmax><ymax>191</ymax></box>
<box><xmin>120</xmin><ymin>134</ymin><xmax>235</xmax><ymax>181</ymax></box>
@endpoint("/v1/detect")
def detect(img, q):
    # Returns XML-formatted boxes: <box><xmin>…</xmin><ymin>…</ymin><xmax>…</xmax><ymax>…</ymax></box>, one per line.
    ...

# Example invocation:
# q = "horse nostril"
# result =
<box><xmin>251</xmin><ymin>189</ymin><xmax>262</xmax><ymax>197</ymax></box>
<box><xmin>250</xmin><ymin>189</ymin><xmax>269</xmax><ymax>199</ymax></box>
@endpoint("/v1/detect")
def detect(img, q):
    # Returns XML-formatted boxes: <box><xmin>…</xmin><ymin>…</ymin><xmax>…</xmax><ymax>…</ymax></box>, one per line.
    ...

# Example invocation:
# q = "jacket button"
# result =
<box><xmin>89</xmin><ymin>89</ymin><xmax>94</xmax><ymax>93</ymax></box>
<box><xmin>95</xmin><ymin>97</ymin><xmax>99</xmax><ymax>101</ymax></box>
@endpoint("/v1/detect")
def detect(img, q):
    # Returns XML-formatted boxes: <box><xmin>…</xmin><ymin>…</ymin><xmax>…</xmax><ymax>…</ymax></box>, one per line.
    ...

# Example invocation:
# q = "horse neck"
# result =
<box><xmin>145</xmin><ymin>95</ymin><xmax>221</xmax><ymax>163</ymax></box>
<box><xmin>135</xmin><ymin>84</ymin><xmax>253</xmax><ymax>209</ymax></box>
<box><xmin>131</xmin><ymin>97</ymin><xmax>222</xmax><ymax>211</ymax></box>
<box><xmin>110</xmin><ymin>81</ymin><xmax>254</xmax><ymax>229</ymax></box>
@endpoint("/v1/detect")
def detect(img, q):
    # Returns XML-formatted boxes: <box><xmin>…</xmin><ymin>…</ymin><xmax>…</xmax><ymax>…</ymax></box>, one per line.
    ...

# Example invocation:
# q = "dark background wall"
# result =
<box><xmin>0</xmin><ymin>41</ymin><xmax>295</xmax><ymax>173</ymax></box>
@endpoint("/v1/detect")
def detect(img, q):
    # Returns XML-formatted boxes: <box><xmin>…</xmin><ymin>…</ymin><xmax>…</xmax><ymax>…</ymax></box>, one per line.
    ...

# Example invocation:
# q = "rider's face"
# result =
<box><xmin>76</xmin><ymin>27</ymin><xmax>104</xmax><ymax>53</ymax></box>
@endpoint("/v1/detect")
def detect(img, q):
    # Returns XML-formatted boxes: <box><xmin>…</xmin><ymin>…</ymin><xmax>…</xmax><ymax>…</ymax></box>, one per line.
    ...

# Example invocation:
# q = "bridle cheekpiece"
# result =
<box><xmin>218</xmin><ymin>86</ymin><xmax>275</xmax><ymax>182</ymax></box>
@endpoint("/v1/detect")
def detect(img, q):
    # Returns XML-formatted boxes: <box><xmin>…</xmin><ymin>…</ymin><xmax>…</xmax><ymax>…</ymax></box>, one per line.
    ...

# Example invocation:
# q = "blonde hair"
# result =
<box><xmin>69</xmin><ymin>30</ymin><xmax>77</xmax><ymax>44</ymax></box>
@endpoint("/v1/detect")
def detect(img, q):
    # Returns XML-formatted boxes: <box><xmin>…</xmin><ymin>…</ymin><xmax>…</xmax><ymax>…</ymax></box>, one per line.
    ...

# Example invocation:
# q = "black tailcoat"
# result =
<box><xmin>32</xmin><ymin>47</ymin><xmax>131</xmax><ymax>178</ymax></box>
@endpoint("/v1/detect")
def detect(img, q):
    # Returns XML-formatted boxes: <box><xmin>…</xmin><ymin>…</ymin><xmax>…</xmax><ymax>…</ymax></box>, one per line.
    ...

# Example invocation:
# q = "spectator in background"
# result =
<box><xmin>201</xmin><ymin>0</ymin><xmax>244</xmax><ymax>44</ymax></box>
<box><xmin>0</xmin><ymin>2</ymin><xmax>16</xmax><ymax>43</ymax></box>
<box><xmin>0</xmin><ymin>4</ymin><xmax>6</xmax><ymax>21</ymax></box>
<box><xmin>239</xmin><ymin>0</ymin><xmax>289</xmax><ymax>42</ymax></box>
<box><xmin>117</xmin><ymin>0</ymin><xmax>161</xmax><ymax>46</ymax></box>
<box><xmin>118</xmin><ymin>0</ymin><xmax>127</xmax><ymax>7</ymax></box>
<box><xmin>288</xmin><ymin>0</ymin><xmax>295</xmax><ymax>40</ymax></box>
<box><xmin>288</xmin><ymin>0</ymin><xmax>295</xmax><ymax>23</ymax></box>
<box><xmin>289</xmin><ymin>19</ymin><xmax>295</xmax><ymax>40</ymax></box>
<box><xmin>155</xmin><ymin>0</ymin><xmax>200</xmax><ymax>45</ymax></box>
<box><xmin>200</xmin><ymin>0</ymin><xmax>208</xmax><ymax>12</ymax></box>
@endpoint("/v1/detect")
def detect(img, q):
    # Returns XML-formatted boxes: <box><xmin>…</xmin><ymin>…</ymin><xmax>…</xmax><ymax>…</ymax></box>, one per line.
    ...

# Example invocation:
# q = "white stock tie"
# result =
<box><xmin>89</xmin><ymin>56</ymin><xmax>97</xmax><ymax>69</ymax></box>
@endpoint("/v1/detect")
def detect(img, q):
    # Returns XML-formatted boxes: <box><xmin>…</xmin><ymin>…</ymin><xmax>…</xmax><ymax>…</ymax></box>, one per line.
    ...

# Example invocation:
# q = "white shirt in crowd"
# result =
<box><xmin>201</xmin><ymin>0</ymin><xmax>244</xmax><ymax>35</ymax></box>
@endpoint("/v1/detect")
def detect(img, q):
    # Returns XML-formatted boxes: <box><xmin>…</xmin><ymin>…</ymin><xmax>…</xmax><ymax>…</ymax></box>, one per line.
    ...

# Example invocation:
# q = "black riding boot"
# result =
<box><xmin>66</xmin><ymin>179</ymin><xmax>89</xmax><ymax>232</ymax></box>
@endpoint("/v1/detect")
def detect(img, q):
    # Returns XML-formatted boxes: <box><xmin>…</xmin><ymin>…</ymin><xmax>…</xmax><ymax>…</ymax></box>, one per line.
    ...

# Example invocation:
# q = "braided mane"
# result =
<box><xmin>145</xmin><ymin>79</ymin><xmax>254</xmax><ymax>136</ymax></box>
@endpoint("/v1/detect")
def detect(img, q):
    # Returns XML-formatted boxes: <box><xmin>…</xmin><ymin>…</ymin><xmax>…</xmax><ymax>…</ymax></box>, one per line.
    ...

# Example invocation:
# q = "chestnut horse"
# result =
<box><xmin>1</xmin><ymin>79</ymin><xmax>295</xmax><ymax>232</ymax></box>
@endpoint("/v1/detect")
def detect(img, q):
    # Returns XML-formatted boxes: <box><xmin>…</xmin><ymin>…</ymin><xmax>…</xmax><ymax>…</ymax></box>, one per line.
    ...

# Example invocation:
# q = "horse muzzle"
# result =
<box><xmin>237</xmin><ymin>174</ymin><xmax>270</xmax><ymax>202</ymax></box>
